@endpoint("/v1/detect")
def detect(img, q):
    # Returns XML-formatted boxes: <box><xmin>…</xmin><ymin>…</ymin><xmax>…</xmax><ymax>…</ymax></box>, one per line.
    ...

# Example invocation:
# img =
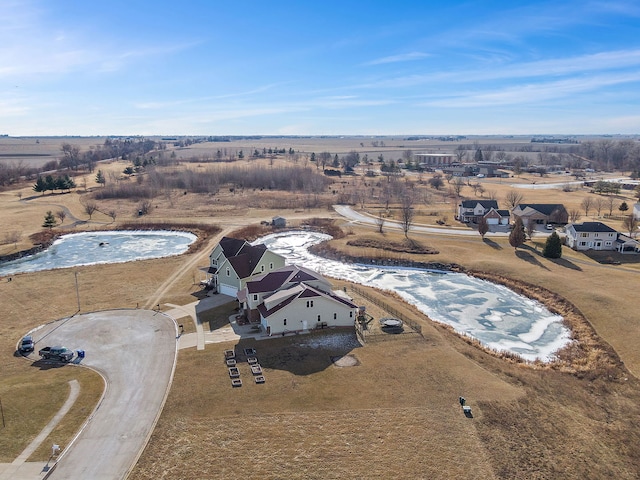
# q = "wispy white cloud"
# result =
<box><xmin>363</xmin><ymin>52</ymin><xmax>430</xmax><ymax>66</ymax></box>
<box><xmin>422</xmin><ymin>72</ymin><xmax>640</xmax><ymax>107</ymax></box>
<box><xmin>474</xmin><ymin>49</ymin><xmax>640</xmax><ymax>80</ymax></box>
<box><xmin>347</xmin><ymin>48</ymin><xmax>640</xmax><ymax>92</ymax></box>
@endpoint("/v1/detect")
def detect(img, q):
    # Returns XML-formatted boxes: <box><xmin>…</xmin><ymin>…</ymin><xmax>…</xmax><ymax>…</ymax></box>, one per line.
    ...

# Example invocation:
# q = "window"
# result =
<box><xmin>579</xmin><ymin>242</ymin><xmax>586</xmax><ymax>246</ymax></box>
<box><xmin>283</xmin><ymin>319</ymin><xmax>287</xmax><ymax>326</ymax></box>
<box><xmin>608</xmin><ymin>233</ymin><xmax>614</xmax><ymax>237</ymax></box>
<box><xmin>253</xmin><ymin>294</ymin><xmax>258</xmax><ymax>301</ymax></box>
<box><xmin>333</xmin><ymin>313</ymin><xmax>337</xmax><ymax>320</ymax></box>
<box><xmin>580</xmin><ymin>233</ymin><xmax>589</xmax><ymax>237</ymax></box>
<box><xmin>306</xmin><ymin>300</ymin><xmax>314</xmax><ymax>308</ymax></box>
<box><xmin>269</xmin><ymin>262</ymin><xmax>273</xmax><ymax>270</ymax></box>
<box><xmin>605</xmin><ymin>241</ymin><xmax>612</xmax><ymax>246</ymax></box>
<box><xmin>350</xmin><ymin>311</ymin><xmax>353</xmax><ymax>318</ymax></box>
<box><xmin>226</xmin><ymin>267</ymin><xmax>230</xmax><ymax>276</ymax></box>
<box><xmin>261</xmin><ymin>265</ymin><xmax>264</xmax><ymax>272</ymax></box>
<box><xmin>317</xmin><ymin>315</ymin><xmax>321</xmax><ymax>322</ymax></box>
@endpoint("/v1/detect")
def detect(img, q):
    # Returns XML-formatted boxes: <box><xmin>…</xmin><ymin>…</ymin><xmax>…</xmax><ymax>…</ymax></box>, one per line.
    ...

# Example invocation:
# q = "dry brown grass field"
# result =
<box><xmin>1</xmin><ymin>137</ymin><xmax>640</xmax><ymax>478</ymax></box>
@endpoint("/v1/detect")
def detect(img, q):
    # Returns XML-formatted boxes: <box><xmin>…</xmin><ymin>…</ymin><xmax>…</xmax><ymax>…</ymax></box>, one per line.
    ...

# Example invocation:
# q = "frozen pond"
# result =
<box><xmin>258</xmin><ymin>231</ymin><xmax>571</xmax><ymax>362</ymax></box>
<box><xmin>0</xmin><ymin>230</ymin><xmax>196</xmax><ymax>276</ymax></box>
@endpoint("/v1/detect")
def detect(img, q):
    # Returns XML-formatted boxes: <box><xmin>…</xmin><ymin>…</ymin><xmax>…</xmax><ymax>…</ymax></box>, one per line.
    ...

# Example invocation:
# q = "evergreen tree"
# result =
<box><xmin>542</xmin><ymin>231</ymin><xmax>562</xmax><ymax>258</ymax></box>
<box><xmin>509</xmin><ymin>217</ymin><xmax>526</xmax><ymax>250</ymax></box>
<box><xmin>96</xmin><ymin>170</ymin><xmax>106</xmax><ymax>186</ymax></box>
<box><xmin>619</xmin><ymin>201</ymin><xmax>629</xmax><ymax>214</ymax></box>
<box><xmin>474</xmin><ymin>149</ymin><xmax>484</xmax><ymax>162</ymax></box>
<box><xmin>33</xmin><ymin>176</ymin><xmax>47</xmax><ymax>195</ymax></box>
<box><xmin>42</xmin><ymin>210</ymin><xmax>57</xmax><ymax>229</ymax></box>
<box><xmin>45</xmin><ymin>175</ymin><xmax>56</xmax><ymax>193</ymax></box>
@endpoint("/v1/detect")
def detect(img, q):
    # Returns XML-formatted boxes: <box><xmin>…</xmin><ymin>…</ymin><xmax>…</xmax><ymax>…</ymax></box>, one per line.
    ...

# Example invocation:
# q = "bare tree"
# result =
<box><xmin>569</xmin><ymin>209</ymin><xmax>581</xmax><ymax>223</ymax></box>
<box><xmin>505</xmin><ymin>190</ymin><xmax>524</xmax><ymax>209</ymax></box>
<box><xmin>400</xmin><ymin>193</ymin><xmax>415</xmax><ymax>238</ymax></box>
<box><xmin>607</xmin><ymin>195</ymin><xmax>616</xmax><ymax>216</ymax></box>
<box><xmin>594</xmin><ymin>197</ymin><xmax>605</xmax><ymax>217</ymax></box>
<box><xmin>452</xmin><ymin>177</ymin><xmax>465</xmax><ymax>197</ymax></box>
<box><xmin>108</xmin><ymin>210</ymin><xmax>117</xmax><ymax>222</ymax></box>
<box><xmin>84</xmin><ymin>201</ymin><xmax>98</xmax><ymax>220</ymax></box>
<box><xmin>622</xmin><ymin>214</ymin><xmax>638</xmax><ymax>237</ymax></box>
<box><xmin>581</xmin><ymin>197</ymin><xmax>593</xmax><ymax>217</ymax></box>
<box><xmin>525</xmin><ymin>219</ymin><xmax>536</xmax><ymax>239</ymax></box>
<box><xmin>485</xmin><ymin>189</ymin><xmax>498</xmax><ymax>200</ymax></box>
<box><xmin>55</xmin><ymin>210</ymin><xmax>67</xmax><ymax>224</ymax></box>
<box><xmin>376</xmin><ymin>211</ymin><xmax>385</xmax><ymax>234</ymax></box>
<box><xmin>138</xmin><ymin>200</ymin><xmax>153</xmax><ymax>215</ymax></box>
<box><xmin>454</xmin><ymin>144</ymin><xmax>468</xmax><ymax>163</ymax></box>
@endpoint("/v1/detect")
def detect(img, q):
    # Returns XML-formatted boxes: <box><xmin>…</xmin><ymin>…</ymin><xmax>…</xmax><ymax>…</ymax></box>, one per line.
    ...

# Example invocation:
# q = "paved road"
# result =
<box><xmin>32</xmin><ymin>309</ymin><xmax>177</xmax><ymax>480</ymax></box>
<box><xmin>333</xmin><ymin>205</ymin><xmax>521</xmax><ymax>237</ymax></box>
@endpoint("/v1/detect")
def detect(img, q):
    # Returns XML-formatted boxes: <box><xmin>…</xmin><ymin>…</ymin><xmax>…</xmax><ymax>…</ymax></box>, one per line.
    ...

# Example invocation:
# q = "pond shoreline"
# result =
<box><xmin>308</xmin><ymin>237</ymin><xmax>625</xmax><ymax>377</ymax></box>
<box><xmin>0</xmin><ymin>222</ymin><xmax>220</xmax><ymax>266</ymax></box>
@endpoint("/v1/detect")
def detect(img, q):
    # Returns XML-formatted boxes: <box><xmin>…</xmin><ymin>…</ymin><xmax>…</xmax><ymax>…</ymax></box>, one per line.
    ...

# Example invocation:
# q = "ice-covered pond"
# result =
<box><xmin>258</xmin><ymin>231</ymin><xmax>571</xmax><ymax>362</ymax></box>
<box><xmin>0</xmin><ymin>230</ymin><xmax>196</xmax><ymax>276</ymax></box>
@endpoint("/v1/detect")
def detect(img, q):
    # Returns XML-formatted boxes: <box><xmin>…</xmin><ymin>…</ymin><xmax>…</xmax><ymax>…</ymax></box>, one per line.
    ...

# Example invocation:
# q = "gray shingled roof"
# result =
<box><xmin>460</xmin><ymin>200</ymin><xmax>498</xmax><ymax>209</ymax></box>
<box><xmin>571</xmin><ymin>222</ymin><xmax>617</xmax><ymax>233</ymax></box>
<box><xmin>514</xmin><ymin>204</ymin><xmax>566</xmax><ymax>215</ymax></box>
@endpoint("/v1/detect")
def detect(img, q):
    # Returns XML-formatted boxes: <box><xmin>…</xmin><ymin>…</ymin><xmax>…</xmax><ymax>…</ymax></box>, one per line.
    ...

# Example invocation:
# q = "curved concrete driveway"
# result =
<box><xmin>34</xmin><ymin>309</ymin><xmax>177</xmax><ymax>480</ymax></box>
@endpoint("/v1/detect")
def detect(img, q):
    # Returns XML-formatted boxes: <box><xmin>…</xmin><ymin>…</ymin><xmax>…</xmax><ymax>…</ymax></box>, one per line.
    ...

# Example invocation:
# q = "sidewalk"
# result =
<box><xmin>165</xmin><ymin>293</ymin><xmax>235</xmax><ymax>350</ymax></box>
<box><xmin>0</xmin><ymin>380</ymin><xmax>80</xmax><ymax>480</ymax></box>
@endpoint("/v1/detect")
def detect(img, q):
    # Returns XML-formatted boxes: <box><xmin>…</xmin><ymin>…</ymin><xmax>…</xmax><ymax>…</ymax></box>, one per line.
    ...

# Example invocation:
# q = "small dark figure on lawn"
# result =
<box><xmin>459</xmin><ymin>396</ymin><xmax>465</xmax><ymax>406</ymax></box>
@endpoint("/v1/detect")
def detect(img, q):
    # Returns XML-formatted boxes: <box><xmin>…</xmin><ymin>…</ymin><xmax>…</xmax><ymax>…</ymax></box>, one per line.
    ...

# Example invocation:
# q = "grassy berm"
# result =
<box><xmin>130</xmin><ymin>278</ymin><xmax>640</xmax><ymax>480</ymax></box>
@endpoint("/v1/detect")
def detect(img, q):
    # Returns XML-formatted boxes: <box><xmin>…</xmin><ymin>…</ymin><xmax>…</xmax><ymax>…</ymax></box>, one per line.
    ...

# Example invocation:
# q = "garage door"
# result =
<box><xmin>486</xmin><ymin>218</ymin><xmax>499</xmax><ymax>225</ymax></box>
<box><xmin>219</xmin><ymin>284</ymin><xmax>237</xmax><ymax>297</ymax></box>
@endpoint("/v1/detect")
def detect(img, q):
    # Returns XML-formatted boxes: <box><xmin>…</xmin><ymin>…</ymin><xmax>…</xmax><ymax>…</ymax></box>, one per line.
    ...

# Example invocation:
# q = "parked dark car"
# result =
<box><xmin>38</xmin><ymin>346</ymin><xmax>74</xmax><ymax>362</ymax></box>
<box><xmin>19</xmin><ymin>335</ymin><xmax>34</xmax><ymax>354</ymax></box>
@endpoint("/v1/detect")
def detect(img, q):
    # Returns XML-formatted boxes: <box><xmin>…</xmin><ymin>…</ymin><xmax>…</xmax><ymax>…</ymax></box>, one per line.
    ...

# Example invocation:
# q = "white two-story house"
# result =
<box><xmin>565</xmin><ymin>222</ymin><xmax>618</xmax><ymax>251</ymax></box>
<box><xmin>237</xmin><ymin>264</ymin><xmax>358</xmax><ymax>336</ymax></box>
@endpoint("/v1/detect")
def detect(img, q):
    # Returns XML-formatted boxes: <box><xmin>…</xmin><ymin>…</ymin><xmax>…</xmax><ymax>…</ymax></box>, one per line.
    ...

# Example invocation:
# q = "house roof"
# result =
<box><xmin>513</xmin><ymin>204</ymin><xmax>566</xmax><ymax>216</ymax></box>
<box><xmin>227</xmin><ymin>243</ymin><xmax>268</xmax><ymax>279</ymax></box>
<box><xmin>258</xmin><ymin>283</ymin><xmax>358</xmax><ymax>318</ymax></box>
<box><xmin>570</xmin><ymin>222</ymin><xmax>618</xmax><ymax>233</ymax></box>
<box><xmin>484</xmin><ymin>207</ymin><xmax>510</xmax><ymax>218</ymax></box>
<box><xmin>460</xmin><ymin>200</ymin><xmax>498</xmax><ymax>209</ymax></box>
<box><xmin>615</xmin><ymin>234</ymin><xmax>639</xmax><ymax>245</ymax></box>
<box><xmin>245</xmin><ymin>265</ymin><xmax>328</xmax><ymax>294</ymax></box>
<box><xmin>218</xmin><ymin>236</ymin><xmax>248</xmax><ymax>258</ymax></box>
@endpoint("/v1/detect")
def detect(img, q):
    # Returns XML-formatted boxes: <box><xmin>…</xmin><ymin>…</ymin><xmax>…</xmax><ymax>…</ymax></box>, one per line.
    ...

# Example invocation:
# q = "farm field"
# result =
<box><xmin>1</xmin><ymin>136</ymin><xmax>640</xmax><ymax>478</ymax></box>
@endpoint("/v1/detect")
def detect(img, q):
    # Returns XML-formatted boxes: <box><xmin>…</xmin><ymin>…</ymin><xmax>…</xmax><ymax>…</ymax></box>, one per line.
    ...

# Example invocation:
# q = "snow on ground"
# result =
<box><xmin>0</xmin><ymin>230</ymin><xmax>196</xmax><ymax>276</ymax></box>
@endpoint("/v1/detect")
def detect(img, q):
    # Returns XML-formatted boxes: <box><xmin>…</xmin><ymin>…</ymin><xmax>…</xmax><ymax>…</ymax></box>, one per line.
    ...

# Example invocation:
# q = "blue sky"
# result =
<box><xmin>2</xmin><ymin>0</ymin><xmax>640</xmax><ymax>136</ymax></box>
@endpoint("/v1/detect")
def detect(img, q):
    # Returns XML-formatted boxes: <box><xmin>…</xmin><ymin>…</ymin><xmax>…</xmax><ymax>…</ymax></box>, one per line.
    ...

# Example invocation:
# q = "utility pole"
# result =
<box><xmin>74</xmin><ymin>271</ymin><xmax>80</xmax><ymax>312</ymax></box>
<box><xmin>0</xmin><ymin>397</ymin><xmax>5</xmax><ymax>427</ymax></box>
